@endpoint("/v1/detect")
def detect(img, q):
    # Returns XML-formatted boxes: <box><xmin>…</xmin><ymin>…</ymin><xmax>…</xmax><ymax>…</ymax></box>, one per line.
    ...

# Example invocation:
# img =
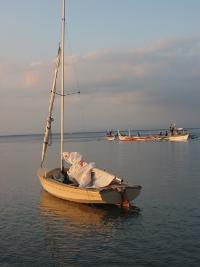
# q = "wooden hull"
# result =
<box><xmin>167</xmin><ymin>134</ymin><xmax>189</xmax><ymax>142</ymax></box>
<box><xmin>118</xmin><ymin>135</ymin><xmax>154</xmax><ymax>142</ymax></box>
<box><xmin>106</xmin><ymin>136</ymin><xmax>115</xmax><ymax>141</ymax></box>
<box><xmin>37</xmin><ymin>168</ymin><xmax>141</xmax><ymax>205</ymax></box>
<box><xmin>153</xmin><ymin>135</ymin><xmax>168</xmax><ymax>141</ymax></box>
<box><xmin>118</xmin><ymin>135</ymin><xmax>133</xmax><ymax>141</ymax></box>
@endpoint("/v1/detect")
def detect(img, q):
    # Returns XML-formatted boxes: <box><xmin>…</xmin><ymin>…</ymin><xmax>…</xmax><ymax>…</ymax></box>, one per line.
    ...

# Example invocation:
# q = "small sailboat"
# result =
<box><xmin>37</xmin><ymin>0</ymin><xmax>142</xmax><ymax>209</ymax></box>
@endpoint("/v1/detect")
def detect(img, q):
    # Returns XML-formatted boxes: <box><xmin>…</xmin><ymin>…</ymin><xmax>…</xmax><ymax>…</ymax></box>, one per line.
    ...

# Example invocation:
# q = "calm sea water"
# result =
<box><xmin>0</xmin><ymin>129</ymin><xmax>200</xmax><ymax>267</ymax></box>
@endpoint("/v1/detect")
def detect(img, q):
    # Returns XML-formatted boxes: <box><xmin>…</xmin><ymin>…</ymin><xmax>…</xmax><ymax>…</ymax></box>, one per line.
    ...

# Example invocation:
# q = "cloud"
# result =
<box><xmin>2</xmin><ymin>36</ymin><xmax>200</xmax><ymax>94</ymax></box>
<box><xmin>23</xmin><ymin>70</ymin><xmax>40</xmax><ymax>88</ymax></box>
<box><xmin>1</xmin><ymin>36</ymin><xmax>200</xmax><ymax>134</ymax></box>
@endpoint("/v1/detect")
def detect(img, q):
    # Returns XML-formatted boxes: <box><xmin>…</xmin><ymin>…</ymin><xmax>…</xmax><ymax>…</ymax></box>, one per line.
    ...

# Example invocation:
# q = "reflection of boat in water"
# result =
<box><xmin>39</xmin><ymin>191</ymin><xmax>122</xmax><ymax>266</ymax></box>
<box><xmin>39</xmin><ymin>191</ymin><xmax>140</xmax><ymax>266</ymax></box>
<box><xmin>40</xmin><ymin>191</ymin><xmax>108</xmax><ymax>226</ymax></box>
<box><xmin>117</xmin><ymin>130</ymin><xmax>154</xmax><ymax>142</ymax></box>
<box><xmin>40</xmin><ymin>191</ymin><xmax>140</xmax><ymax>226</ymax></box>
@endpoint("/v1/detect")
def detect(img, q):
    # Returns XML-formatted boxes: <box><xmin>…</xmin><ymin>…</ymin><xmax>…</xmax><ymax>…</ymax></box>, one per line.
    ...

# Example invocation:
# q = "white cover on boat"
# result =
<box><xmin>92</xmin><ymin>168</ymin><xmax>116</xmax><ymax>188</ymax></box>
<box><xmin>63</xmin><ymin>152</ymin><xmax>83</xmax><ymax>165</ymax></box>
<box><xmin>63</xmin><ymin>152</ymin><xmax>116</xmax><ymax>188</ymax></box>
<box><xmin>63</xmin><ymin>152</ymin><xmax>94</xmax><ymax>187</ymax></box>
<box><xmin>78</xmin><ymin>162</ymin><xmax>96</xmax><ymax>188</ymax></box>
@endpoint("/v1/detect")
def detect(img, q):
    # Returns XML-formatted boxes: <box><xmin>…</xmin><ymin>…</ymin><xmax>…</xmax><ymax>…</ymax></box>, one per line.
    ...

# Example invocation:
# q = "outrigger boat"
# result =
<box><xmin>37</xmin><ymin>0</ymin><xmax>142</xmax><ymax>209</ymax></box>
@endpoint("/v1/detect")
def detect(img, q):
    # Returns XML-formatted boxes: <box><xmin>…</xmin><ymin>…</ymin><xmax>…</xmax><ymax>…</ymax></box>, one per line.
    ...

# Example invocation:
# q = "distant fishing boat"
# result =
<box><xmin>105</xmin><ymin>131</ymin><xmax>115</xmax><ymax>141</ymax></box>
<box><xmin>37</xmin><ymin>0</ymin><xmax>142</xmax><ymax>209</ymax></box>
<box><xmin>153</xmin><ymin>126</ymin><xmax>189</xmax><ymax>142</ymax></box>
<box><xmin>167</xmin><ymin>127</ymin><xmax>189</xmax><ymax>142</ymax></box>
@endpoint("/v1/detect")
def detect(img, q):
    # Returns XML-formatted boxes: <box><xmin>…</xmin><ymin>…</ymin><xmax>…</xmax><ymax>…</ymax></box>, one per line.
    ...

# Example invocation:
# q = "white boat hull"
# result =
<box><xmin>106</xmin><ymin>136</ymin><xmax>115</xmax><ymax>141</ymax></box>
<box><xmin>37</xmin><ymin>168</ymin><xmax>141</xmax><ymax>205</ymax></box>
<box><xmin>167</xmin><ymin>134</ymin><xmax>189</xmax><ymax>142</ymax></box>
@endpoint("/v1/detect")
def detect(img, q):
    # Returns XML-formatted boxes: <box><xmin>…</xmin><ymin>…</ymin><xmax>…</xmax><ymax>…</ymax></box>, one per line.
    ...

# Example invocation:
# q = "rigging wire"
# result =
<box><xmin>64</xmin><ymin>11</ymin><xmax>87</xmax><ymax>133</ymax></box>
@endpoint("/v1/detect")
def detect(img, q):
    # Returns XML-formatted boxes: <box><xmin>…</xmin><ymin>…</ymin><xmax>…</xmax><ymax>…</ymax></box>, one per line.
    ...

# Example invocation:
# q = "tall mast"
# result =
<box><xmin>61</xmin><ymin>0</ymin><xmax>65</xmax><ymax>171</ymax></box>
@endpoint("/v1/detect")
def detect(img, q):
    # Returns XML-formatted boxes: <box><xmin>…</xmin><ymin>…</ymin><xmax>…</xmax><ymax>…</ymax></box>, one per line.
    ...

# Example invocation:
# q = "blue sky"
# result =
<box><xmin>1</xmin><ymin>0</ymin><xmax>200</xmax><ymax>60</ymax></box>
<box><xmin>0</xmin><ymin>0</ymin><xmax>200</xmax><ymax>134</ymax></box>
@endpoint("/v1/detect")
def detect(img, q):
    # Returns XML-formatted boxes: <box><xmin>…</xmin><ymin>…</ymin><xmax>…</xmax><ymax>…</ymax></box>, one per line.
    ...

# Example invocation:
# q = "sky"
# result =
<box><xmin>0</xmin><ymin>0</ymin><xmax>200</xmax><ymax>135</ymax></box>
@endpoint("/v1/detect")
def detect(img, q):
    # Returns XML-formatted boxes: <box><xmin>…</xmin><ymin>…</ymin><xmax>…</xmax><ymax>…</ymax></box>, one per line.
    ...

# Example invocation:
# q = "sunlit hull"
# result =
<box><xmin>167</xmin><ymin>134</ymin><xmax>189</xmax><ymax>142</ymax></box>
<box><xmin>37</xmin><ymin>168</ymin><xmax>141</xmax><ymax>206</ymax></box>
<box><xmin>118</xmin><ymin>135</ymin><xmax>154</xmax><ymax>142</ymax></box>
<box><xmin>106</xmin><ymin>136</ymin><xmax>115</xmax><ymax>141</ymax></box>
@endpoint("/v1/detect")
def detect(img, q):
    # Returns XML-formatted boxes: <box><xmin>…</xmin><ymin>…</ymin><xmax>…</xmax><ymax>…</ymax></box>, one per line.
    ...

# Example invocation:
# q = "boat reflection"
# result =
<box><xmin>40</xmin><ymin>191</ymin><xmax>109</xmax><ymax>227</ymax></box>
<box><xmin>39</xmin><ymin>191</ymin><xmax>140</xmax><ymax>229</ymax></box>
<box><xmin>39</xmin><ymin>191</ymin><xmax>140</xmax><ymax>265</ymax></box>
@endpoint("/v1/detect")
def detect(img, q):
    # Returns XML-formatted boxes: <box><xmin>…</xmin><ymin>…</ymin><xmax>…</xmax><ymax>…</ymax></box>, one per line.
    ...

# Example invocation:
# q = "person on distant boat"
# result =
<box><xmin>137</xmin><ymin>132</ymin><xmax>141</xmax><ymax>137</ymax></box>
<box><xmin>165</xmin><ymin>131</ymin><xmax>168</xmax><ymax>136</ymax></box>
<box><xmin>159</xmin><ymin>131</ymin><xmax>162</xmax><ymax>136</ymax></box>
<box><xmin>169</xmin><ymin>124</ymin><xmax>172</xmax><ymax>135</ymax></box>
<box><xmin>107</xmin><ymin>131</ymin><xmax>112</xmax><ymax>137</ymax></box>
<box><xmin>172</xmin><ymin>123</ymin><xmax>176</xmax><ymax>135</ymax></box>
<box><xmin>169</xmin><ymin>123</ymin><xmax>175</xmax><ymax>135</ymax></box>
